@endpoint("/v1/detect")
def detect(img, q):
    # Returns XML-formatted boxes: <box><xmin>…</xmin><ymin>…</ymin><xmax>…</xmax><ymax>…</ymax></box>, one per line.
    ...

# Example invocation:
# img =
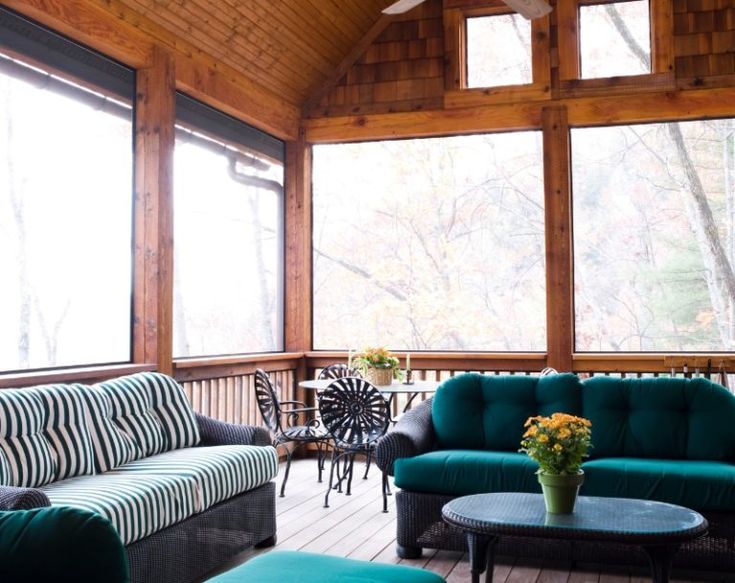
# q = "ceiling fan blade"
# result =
<box><xmin>382</xmin><ymin>0</ymin><xmax>427</xmax><ymax>15</ymax></box>
<box><xmin>502</xmin><ymin>0</ymin><xmax>553</xmax><ymax>20</ymax></box>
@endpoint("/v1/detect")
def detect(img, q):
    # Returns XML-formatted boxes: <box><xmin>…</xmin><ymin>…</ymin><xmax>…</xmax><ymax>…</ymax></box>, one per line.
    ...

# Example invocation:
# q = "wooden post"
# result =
<box><xmin>133</xmin><ymin>47</ymin><xmax>175</xmax><ymax>375</ymax></box>
<box><xmin>543</xmin><ymin>106</ymin><xmax>574</xmax><ymax>372</ymax></box>
<box><xmin>284</xmin><ymin>135</ymin><xmax>313</xmax><ymax>394</ymax></box>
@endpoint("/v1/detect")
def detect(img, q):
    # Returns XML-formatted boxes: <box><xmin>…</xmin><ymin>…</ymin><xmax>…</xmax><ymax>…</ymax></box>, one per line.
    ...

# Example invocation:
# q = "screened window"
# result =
<box><xmin>572</xmin><ymin>119</ymin><xmax>735</xmax><ymax>352</ymax></box>
<box><xmin>173</xmin><ymin>95</ymin><xmax>284</xmax><ymax>357</ymax></box>
<box><xmin>0</xmin><ymin>9</ymin><xmax>134</xmax><ymax>372</ymax></box>
<box><xmin>312</xmin><ymin>133</ymin><xmax>546</xmax><ymax>351</ymax></box>
<box><xmin>579</xmin><ymin>0</ymin><xmax>650</xmax><ymax>79</ymax></box>
<box><xmin>466</xmin><ymin>13</ymin><xmax>532</xmax><ymax>88</ymax></box>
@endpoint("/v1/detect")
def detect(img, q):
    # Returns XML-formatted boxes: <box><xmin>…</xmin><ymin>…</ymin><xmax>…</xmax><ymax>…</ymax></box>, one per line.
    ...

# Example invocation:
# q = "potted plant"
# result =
<box><xmin>353</xmin><ymin>347</ymin><xmax>403</xmax><ymax>386</ymax></box>
<box><xmin>520</xmin><ymin>412</ymin><xmax>592</xmax><ymax>513</ymax></box>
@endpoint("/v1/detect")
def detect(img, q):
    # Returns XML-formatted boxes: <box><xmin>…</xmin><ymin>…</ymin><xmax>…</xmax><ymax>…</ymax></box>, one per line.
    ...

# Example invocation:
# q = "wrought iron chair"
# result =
<box><xmin>318</xmin><ymin>376</ymin><xmax>391</xmax><ymax>512</ymax></box>
<box><xmin>254</xmin><ymin>369</ymin><xmax>330</xmax><ymax>497</ymax></box>
<box><xmin>317</xmin><ymin>363</ymin><xmax>362</xmax><ymax>380</ymax></box>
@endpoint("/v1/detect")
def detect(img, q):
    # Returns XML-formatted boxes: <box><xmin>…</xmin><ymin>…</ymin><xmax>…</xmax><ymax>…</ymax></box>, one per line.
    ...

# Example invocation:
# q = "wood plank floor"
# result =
<box><xmin>204</xmin><ymin>459</ymin><xmax>730</xmax><ymax>582</ymax></box>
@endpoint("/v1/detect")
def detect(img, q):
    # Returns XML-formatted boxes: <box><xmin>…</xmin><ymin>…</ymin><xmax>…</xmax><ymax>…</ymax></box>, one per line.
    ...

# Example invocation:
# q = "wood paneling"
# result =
<box><xmin>674</xmin><ymin>0</ymin><xmax>735</xmax><ymax>80</ymax></box>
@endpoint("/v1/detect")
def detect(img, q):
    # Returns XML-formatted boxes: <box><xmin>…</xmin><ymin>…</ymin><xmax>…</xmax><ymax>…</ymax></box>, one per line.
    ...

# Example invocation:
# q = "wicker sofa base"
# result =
<box><xmin>126</xmin><ymin>482</ymin><xmax>276</xmax><ymax>583</ymax></box>
<box><xmin>396</xmin><ymin>491</ymin><xmax>735</xmax><ymax>574</ymax></box>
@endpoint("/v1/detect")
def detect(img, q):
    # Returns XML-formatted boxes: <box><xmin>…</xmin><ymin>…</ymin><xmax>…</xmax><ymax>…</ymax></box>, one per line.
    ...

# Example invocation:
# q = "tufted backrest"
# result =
<box><xmin>582</xmin><ymin>376</ymin><xmax>735</xmax><ymax>460</ymax></box>
<box><xmin>431</xmin><ymin>372</ymin><xmax>583</xmax><ymax>451</ymax></box>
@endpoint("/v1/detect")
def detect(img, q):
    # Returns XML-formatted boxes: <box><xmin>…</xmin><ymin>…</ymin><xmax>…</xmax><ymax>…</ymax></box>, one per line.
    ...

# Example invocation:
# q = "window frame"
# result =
<box><xmin>557</xmin><ymin>0</ymin><xmax>674</xmax><ymax>96</ymax></box>
<box><xmin>444</xmin><ymin>3</ymin><xmax>552</xmax><ymax>108</ymax></box>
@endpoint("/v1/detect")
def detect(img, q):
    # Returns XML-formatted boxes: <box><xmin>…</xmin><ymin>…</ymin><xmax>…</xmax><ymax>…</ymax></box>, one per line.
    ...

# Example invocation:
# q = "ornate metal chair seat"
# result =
<box><xmin>255</xmin><ymin>369</ymin><xmax>331</xmax><ymax>497</ymax></box>
<box><xmin>318</xmin><ymin>363</ymin><xmax>362</xmax><ymax>380</ymax></box>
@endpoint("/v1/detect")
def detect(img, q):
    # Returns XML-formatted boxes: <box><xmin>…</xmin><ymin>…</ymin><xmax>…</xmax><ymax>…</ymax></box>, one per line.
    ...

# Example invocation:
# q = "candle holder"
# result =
<box><xmin>403</xmin><ymin>369</ymin><xmax>414</xmax><ymax>385</ymax></box>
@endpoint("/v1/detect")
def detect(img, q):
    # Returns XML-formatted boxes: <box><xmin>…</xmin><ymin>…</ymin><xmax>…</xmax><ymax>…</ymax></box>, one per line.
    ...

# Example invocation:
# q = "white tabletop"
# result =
<box><xmin>298</xmin><ymin>378</ymin><xmax>439</xmax><ymax>394</ymax></box>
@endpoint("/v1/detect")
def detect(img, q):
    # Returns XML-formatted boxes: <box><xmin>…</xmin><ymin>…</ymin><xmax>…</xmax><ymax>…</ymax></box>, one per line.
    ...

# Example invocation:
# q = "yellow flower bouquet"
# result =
<box><xmin>519</xmin><ymin>413</ymin><xmax>592</xmax><ymax>475</ymax></box>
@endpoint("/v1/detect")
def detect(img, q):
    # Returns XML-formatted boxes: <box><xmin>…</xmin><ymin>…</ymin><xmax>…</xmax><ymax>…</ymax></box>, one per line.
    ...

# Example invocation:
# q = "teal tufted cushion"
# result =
<box><xmin>582</xmin><ymin>376</ymin><xmax>735</xmax><ymax>460</ymax></box>
<box><xmin>432</xmin><ymin>373</ymin><xmax>582</xmax><ymax>451</ymax></box>
<box><xmin>394</xmin><ymin>450</ymin><xmax>540</xmax><ymax>496</ymax></box>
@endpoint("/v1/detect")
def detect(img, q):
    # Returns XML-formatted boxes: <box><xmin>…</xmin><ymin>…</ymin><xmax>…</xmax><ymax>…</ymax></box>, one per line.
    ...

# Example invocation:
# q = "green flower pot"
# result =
<box><xmin>538</xmin><ymin>471</ymin><xmax>584</xmax><ymax>514</ymax></box>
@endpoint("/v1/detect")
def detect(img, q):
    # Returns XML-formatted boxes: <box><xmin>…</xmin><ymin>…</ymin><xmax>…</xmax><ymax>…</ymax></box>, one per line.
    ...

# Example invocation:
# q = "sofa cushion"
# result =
<box><xmin>93</xmin><ymin>375</ymin><xmax>169</xmax><ymax>459</ymax></box>
<box><xmin>394</xmin><ymin>450</ymin><xmax>540</xmax><ymax>496</ymax></box>
<box><xmin>79</xmin><ymin>387</ymin><xmax>141</xmax><ymax>472</ymax></box>
<box><xmin>582</xmin><ymin>457</ymin><xmax>735</xmax><ymax>512</ymax></box>
<box><xmin>582</xmin><ymin>376</ymin><xmax>735</xmax><ymax>460</ymax></box>
<box><xmin>36</xmin><ymin>384</ymin><xmax>96</xmax><ymax>480</ymax></box>
<box><xmin>40</xmin><ymin>472</ymin><xmax>200</xmax><ymax>545</ymax></box>
<box><xmin>109</xmin><ymin>445</ymin><xmax>279</xmax><ymax>509</ymax></box>
<box><xmin>0</xmin><ymin>389</ymin><xmax>57</xmax><ymax>487</ymax></box>
<box><xmin>432</xmin><ymin>373</ymin><xmax>582</xmax><ymax>451</ymax></box>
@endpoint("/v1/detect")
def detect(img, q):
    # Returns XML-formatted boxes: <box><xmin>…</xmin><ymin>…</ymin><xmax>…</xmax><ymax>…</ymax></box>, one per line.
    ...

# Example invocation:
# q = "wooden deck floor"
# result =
<box><xmin>206</xmin><ymin>459</ymin><xmax>728</xmax><ymax>583</ymax></box>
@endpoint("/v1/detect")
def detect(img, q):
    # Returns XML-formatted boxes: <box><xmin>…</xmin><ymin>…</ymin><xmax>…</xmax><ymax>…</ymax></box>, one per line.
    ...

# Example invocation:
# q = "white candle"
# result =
<box><xmin>406</xmin><ymin>352</ymin><xmax>411</xmax><ymax>370</ymax></box>
<box><xmin>347</xmin><ymin>349</ymin><xmax>352</xmax><ymax>369</ymax></box>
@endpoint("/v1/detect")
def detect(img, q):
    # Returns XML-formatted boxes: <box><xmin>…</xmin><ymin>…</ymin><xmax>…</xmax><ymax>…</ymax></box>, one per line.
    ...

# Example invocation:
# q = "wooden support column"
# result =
<box><xmin>133</xmin><ymin>47</ymin><xmax>175</xmax><ymax>375</ymax></box>
<box><xmin>284</xmin><ymin>136</ymin><xmax>313</xmax><ymax>393</ymax></box>
<box><xmin>543</xmin><ymin>106</ymin><xmax>574</xmax><ymax>372</ymax></box>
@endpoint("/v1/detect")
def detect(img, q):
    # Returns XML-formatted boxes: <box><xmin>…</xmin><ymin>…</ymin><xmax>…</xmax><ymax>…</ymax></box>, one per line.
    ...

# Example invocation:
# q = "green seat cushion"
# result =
<box><xmin>208</xmin><ymin>550</ymin><xmax>446</xmax><ymax>583</ymax></box>
<box><xmin>0</xmin><ymin>506</ymin><xmax>127</xmax><ymax>583</ymax></box>
<box><xmin>582</xmin><ymin>457</ymin><xmax>735</xmax><ymax>511</ymax></box>
<box><xmin>432</xmin><ymin>373</ymin><xmax>582</xmax><ymax>451</ymax></box>
<box><xmin>394</xmin><ymin>450</ymin><xmax>540</xmax><ymax>496</ymax></box>
<box><xmin>582</xmin><ymin>376</ymin><xmax>735</xmax><ymax>460</ymax></box>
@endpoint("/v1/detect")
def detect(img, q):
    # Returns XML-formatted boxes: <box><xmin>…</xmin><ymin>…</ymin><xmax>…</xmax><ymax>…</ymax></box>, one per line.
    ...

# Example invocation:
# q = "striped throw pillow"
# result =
<box><xmin>136</xmin><ymin>372</ymin><xmax>200</xmax><ymax>451</ymax></box>
<box><xmin>94</xmin><ymin>375</ymin><xmax>167</xmax><ymax>459</ymax></box>
<box><xmin>80</xmin><ymin>387</ymin><xmax>141</xmax><ymax>473</ymax></box>
<box><xmin>36</xmin><ymin>384</ymin><xmax>96</xmax><ymax>480</ymax></box>
<box><xmin>0</xmin><ymin>389</ymin><xmax>57</xmax><ymax>487</ymax></box>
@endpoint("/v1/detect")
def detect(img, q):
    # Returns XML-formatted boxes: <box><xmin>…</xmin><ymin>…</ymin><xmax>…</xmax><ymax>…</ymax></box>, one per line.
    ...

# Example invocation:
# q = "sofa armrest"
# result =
<box><xmin>195</xmin><ymin>413</ymin><xmax>272</xmax><ymax>447</ymax></box>
<box><xmin>0</xmin><ymin>486</ymin><xmax>50</xmax><ymax>510</ymax></box>
<box><xmin>376</xmin><ymin>397</ymin><xmax>435</xmax><ymax>475</ymax></box>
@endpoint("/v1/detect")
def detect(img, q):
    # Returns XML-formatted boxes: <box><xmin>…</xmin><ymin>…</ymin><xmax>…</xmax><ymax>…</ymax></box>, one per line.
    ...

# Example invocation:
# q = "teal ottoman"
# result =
<box><xmin>208</xmin><ymin>551</ymin><xmax>446</xmax><ymax>582</ymax></box>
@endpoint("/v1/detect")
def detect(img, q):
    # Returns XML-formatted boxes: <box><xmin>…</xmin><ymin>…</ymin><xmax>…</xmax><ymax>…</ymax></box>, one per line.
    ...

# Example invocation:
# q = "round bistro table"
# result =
<box><xmin>441</xmin><ymin>493</ymin><xmax>708</xmax><ymax>583</ymax></box>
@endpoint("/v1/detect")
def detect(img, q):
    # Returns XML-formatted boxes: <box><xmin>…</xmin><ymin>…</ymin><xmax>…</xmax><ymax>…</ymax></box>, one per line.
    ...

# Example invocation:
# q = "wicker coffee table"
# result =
<box><xmin>441</xmin><ymin>493</ymin><xmax>708</xmax><ymax>583</ymax></box>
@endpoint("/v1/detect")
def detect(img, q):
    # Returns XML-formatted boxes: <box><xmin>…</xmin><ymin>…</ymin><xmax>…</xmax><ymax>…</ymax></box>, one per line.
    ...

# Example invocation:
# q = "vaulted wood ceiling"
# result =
<box><xmin>115</xmin><ymin>0</ymin><xmax>393</xmax><ymax>106</ymax></box>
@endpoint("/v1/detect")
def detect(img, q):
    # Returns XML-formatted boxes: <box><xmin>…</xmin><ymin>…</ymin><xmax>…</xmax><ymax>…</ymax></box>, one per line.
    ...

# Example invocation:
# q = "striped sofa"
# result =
<box><xmin>0</xmin><ymin>372</ymin><xmax>279</xmax><ymax>583</ymax></box>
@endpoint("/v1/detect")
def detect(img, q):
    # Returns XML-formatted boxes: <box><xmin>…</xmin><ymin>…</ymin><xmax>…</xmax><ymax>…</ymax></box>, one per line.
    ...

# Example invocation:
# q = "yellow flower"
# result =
<box><xmin>553</xmin><ymin>443</ymin><xmax>563</xmax><ymax>452</ymax></box>
<box><xmin>538</xmin><ymin>434</ymin><xmax>549</xmax><ymax>443</ymax></box>
<box><xmin>558</xmin><ymin>428</ymin><xmax>571</xmax><ymax>439</ymax></box>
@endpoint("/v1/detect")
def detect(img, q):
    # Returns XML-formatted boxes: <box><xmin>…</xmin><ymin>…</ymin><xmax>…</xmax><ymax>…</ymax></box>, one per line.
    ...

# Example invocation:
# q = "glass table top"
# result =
<box><xmin>442</xmin><ymin>493</ymin><xmax>707</xmax><ymax>539</ymax></box>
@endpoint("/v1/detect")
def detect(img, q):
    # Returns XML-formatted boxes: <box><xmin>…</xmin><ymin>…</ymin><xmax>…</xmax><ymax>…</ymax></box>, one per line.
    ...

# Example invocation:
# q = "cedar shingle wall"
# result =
<box><xmin>311</xmin><ymin>1</ymin><xmax>444</xmax><ymax>117</ymax></box>
<box><xmin>674</xmin><ymin>1</ymin><xmax>735</xmax><ymax>77</ymax></box>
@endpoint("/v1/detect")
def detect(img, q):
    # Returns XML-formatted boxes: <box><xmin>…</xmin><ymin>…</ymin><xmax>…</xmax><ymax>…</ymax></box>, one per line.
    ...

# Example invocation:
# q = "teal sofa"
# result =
<box><xmin>376</xmin><ymin>372</ymin><xmax>735</xmax><ymax>572</ymax></box>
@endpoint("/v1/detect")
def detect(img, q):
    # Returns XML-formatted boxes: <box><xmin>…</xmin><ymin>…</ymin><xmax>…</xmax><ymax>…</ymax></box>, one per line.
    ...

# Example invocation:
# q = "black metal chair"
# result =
<box><xmin>317</xmin><ymin>363</ymin><xmax>362</xmax><ymax>380</ymax></box>
<box><xmin>254</xmin><ymin>369</ymin><xmax>330</xmax><ymax>497</ymax></box>
<box><xmin>318</xmin><ymin>376</ymin><xmax>391</xmax><ymax>512</ymax></box>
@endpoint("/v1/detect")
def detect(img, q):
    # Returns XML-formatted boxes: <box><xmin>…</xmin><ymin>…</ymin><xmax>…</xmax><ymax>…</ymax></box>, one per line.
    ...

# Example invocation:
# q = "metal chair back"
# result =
<box><xmin>318</xmin><ymin>363</ymin><xmax>361</xmax><ymax>380</ymax></box>
<box><xmin>254</xmin><ymin>369</ymin><xmax>282</xmax><ymax>434</ymax></box>
<box><xmin>319</xmin><ymin>377</ymin><xmax>390</xmax><ymax>446</ymax></box>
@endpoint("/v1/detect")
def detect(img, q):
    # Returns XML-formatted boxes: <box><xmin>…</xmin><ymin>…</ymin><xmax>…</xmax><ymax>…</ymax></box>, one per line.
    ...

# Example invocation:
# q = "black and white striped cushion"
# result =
<box><xmin>41</xmin><ymin>472</ymin><xmax>200</xmax><ymax>545</ymax></box>
<box><xmin>0</xmin><ymin>389</ymin><xmax>57</xmax><ymax>487</ymax></box>
<box><xmin>110</xmin><ymin>445</ymin><xmax>278</xmax><ymax>508</ymax></box>
<box><xmin>94</xmin><ymin>375</ymin><xmax>167</xmax><ymax>459</ymax></box>
<box><xmin>79</xmin><ymin>388</ymin><xmax>141</xmax><ymax>473</ymax></box>
<box><xmin>37</xmin><ymin>384</ymin><xmax>96</xmax><ymax>480</ymax></box>
<box><xmin>124</xmin><ymin>373</ymin><xmax>200</xmax><ymax>451</ymax></box>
